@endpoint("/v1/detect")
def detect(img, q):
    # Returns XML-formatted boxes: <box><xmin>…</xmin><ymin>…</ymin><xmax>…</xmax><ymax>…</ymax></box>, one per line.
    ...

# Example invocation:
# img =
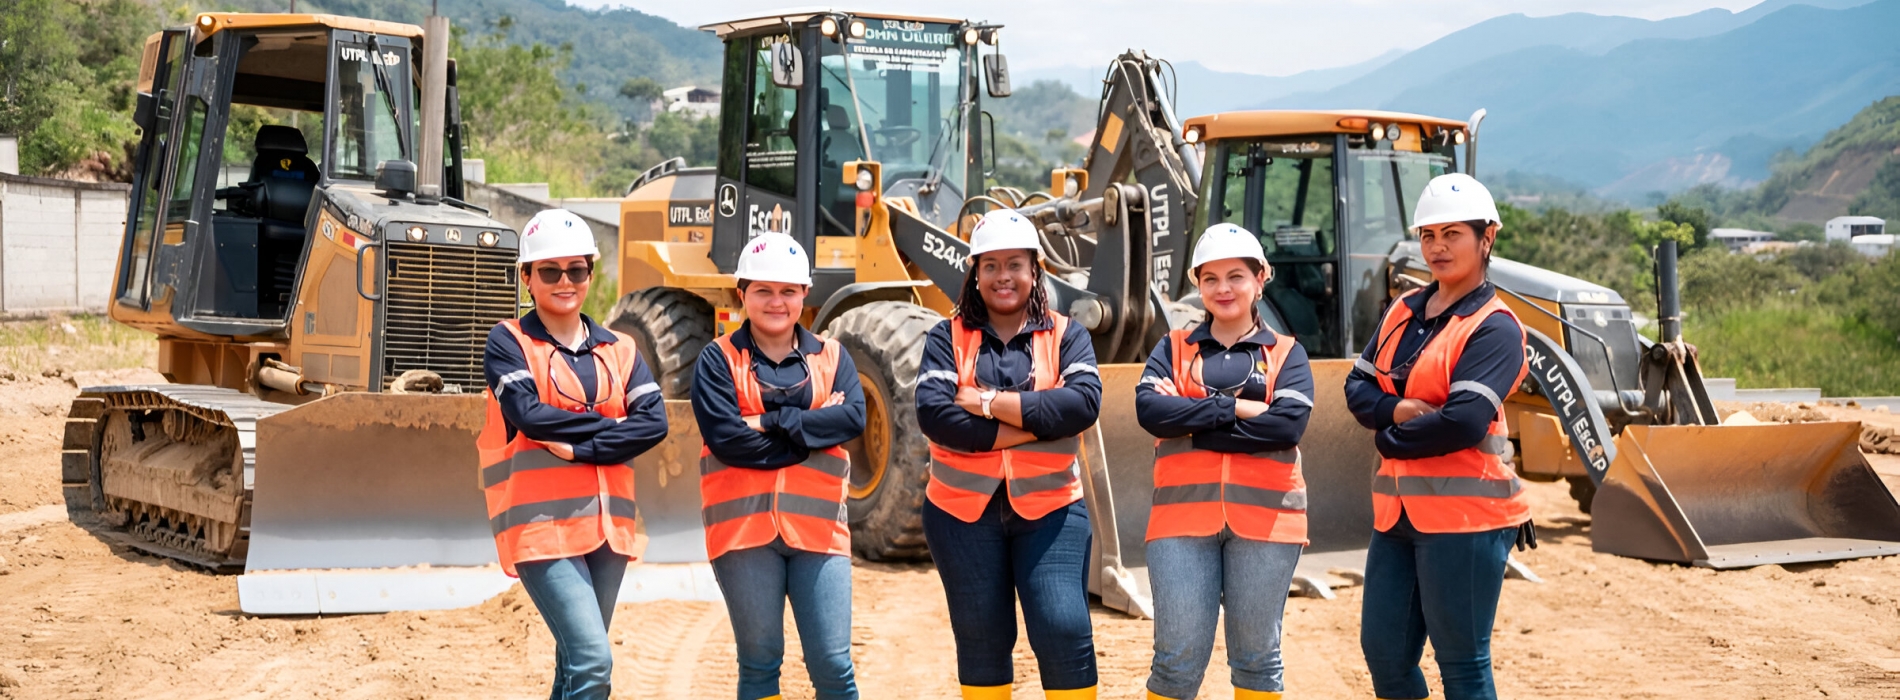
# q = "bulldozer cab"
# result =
<box><xmin>698</xmin><ymin>11</ymin><xmax>1002</xmax><ymax>290</ymax></box>
<box><xmin>1185</xmin><ymin>112</ymin><xmax>1464</xmax><ymax>359</ymax></box>
<box><xmin>114</xmin><ymin>15</ymin><xmax>470</xmax><ymax>339</ymax></box>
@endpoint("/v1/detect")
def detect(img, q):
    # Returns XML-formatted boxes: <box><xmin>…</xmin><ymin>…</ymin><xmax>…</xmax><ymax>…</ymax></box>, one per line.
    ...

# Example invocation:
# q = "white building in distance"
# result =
<box><xmin>655</xmin><ymin>86</ymin><xmax>720</xmax><ymax>120</ymax></box>
<box><xmin>1825</xmin><ymin>215</ymin><xmax>1884</xmax><ymax>242</ymax></box>
<box><xmin>1710</xmin><ymin>228</ymin><xmax>1775</xmax><ymax>252</ymax></box>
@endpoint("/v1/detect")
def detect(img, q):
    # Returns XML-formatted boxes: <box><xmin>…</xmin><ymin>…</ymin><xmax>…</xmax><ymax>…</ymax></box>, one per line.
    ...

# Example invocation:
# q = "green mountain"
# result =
<box><xmin>207</xmin><ymin>0</ymin><xmax>721</xmax><ymax>115</ymax></box>
<box><xmin>1671</xmin><ymin>96</ymin><xmax>1900</xmax><ymax>227</ymax></box>
<box><xmin>1366</xmin><ymin>0</ymin><xmax>1900</xmax><ymax>193</ymax></box>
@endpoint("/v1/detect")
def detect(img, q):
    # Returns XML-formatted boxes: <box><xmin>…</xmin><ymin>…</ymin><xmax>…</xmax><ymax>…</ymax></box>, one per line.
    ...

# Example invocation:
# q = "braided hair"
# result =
<box><xmin>955</xmin><ymin>251</ymin><xmax>1051</xmax><ymax>330</ymax></box>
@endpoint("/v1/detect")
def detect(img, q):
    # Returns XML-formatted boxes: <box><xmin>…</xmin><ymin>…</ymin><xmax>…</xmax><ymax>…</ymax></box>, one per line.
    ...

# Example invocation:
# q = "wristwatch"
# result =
<box><xmin>980</xmin><ymin>389</ymin><xmax>998</xmax><ymax>419</ymax></box>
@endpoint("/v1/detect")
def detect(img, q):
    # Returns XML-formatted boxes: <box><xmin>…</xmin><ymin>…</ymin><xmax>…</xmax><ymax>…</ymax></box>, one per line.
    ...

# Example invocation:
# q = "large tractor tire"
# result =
<box><xmin>608</xmin><ymin>287</ymin><xmax>715</xmax><ymax>399</ymax></box>
<box><xmin>824</xmin><ymin>301</ymin><xmax>942</xmax><ymax>561</ymax></box>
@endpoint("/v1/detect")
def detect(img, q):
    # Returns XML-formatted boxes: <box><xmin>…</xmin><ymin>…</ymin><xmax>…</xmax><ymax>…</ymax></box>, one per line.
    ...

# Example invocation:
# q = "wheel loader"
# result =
<box><xmin>60</xmin><ymin>12</ymin><xmax>531</xmax><ymax>614</ymax></box>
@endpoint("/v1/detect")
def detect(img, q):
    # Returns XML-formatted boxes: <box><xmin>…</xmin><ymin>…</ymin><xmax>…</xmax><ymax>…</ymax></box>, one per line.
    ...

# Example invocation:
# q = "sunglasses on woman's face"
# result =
<box><xmin>533</xmin><ymin>265</ymin><xmax>593</xmax><ymax>284</ymax></box>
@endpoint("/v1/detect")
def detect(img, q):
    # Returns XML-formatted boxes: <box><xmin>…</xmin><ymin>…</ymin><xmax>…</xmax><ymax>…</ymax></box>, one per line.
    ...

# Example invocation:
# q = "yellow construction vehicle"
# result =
<box><xmin>615</xmin><ymin>20</ymin><xmax>1900</xmax><ymax>615</ymax></box>
<box><xmin>61</xmin><ymin>12</ymin><xmax>526</xmax><ymax>613</ymax></box>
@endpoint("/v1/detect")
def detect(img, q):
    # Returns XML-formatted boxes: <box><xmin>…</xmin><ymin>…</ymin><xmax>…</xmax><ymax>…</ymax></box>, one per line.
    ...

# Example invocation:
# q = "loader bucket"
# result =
<box><xmin>1086</xmin><ymin>359</ymin><xmax>1380</xmax><ymax>608</ymax></box>
<box><xmin>1592</xmin><ymin>422</ymin><xmax>1900</xmax><ymax>568</ymax></box>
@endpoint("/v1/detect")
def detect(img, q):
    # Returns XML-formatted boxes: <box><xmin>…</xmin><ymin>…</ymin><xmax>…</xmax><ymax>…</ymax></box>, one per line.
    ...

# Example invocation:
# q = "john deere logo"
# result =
<box><xmin>717</xmin><ymin>184</ymin><xmax>738</xmax><ymax>217</ymax></box>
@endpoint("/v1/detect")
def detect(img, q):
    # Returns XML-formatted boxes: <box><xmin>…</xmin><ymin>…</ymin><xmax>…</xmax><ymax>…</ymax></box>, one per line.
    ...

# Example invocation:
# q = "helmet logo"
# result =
<box><xmin>1449</xmin><ymin>184</ymin><xmax>1462</xmax><ymax>192</ymax></box>
<box><xmin>525</xmin><ymin>222</ymin><xmax>539</xmax><ymax>237</ymax></box>
<box><xmin>750</xmin><ymin>240</ymin><xmax>770</xmax><ymax>254</ymax></box>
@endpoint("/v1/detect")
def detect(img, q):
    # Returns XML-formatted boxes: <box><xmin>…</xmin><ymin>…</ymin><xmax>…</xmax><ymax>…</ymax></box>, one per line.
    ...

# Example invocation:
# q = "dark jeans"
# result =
<box><xmin>1360</xmin><ymin>510</ymin><xmax>1516</xmax><ymax>700</ymax></box>
<box><xmin>923</xmin><ymin>495</ymin><xmax>1097</xmax><ymax>691</ymax></box>
<box><xmin>709</xmin><ymin>538</ymin><xmax>858</xmax><ymax>700</ymax></box>
<box><xmin>516</xmin><ymin>544</ymin><xmax>630</xmax><ymax>700</ymax></box>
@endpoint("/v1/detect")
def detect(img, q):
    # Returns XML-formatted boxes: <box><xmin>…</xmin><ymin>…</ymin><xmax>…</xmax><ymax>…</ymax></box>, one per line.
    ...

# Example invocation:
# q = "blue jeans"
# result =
<box><xmin>923</xmin><ymin>495</ymin><xmax>1096</xmax><ymax>691</ymax></box>
<box><xmin>516</xmin><ymin>544</ymin><xmax>630</xmax><ymax>700</ymax></box>
<box><xmin>1360</xmin><ymin>511</ymin><xmax>1516</xmax><ymax>700</ymax></box>
<box><xmin>1146</xmin><ymin>531</ymin><xmax>1302</xmax><ymax>698</ymax></box>
<box><xmin>709</xmin><ymin>538</ymin><xmax>858</xmax><ymax>700</ymax></box>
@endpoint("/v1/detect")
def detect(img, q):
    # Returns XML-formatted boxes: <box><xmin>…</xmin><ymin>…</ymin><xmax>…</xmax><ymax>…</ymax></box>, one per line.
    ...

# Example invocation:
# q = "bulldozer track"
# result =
<box><xmin>63</xmin><ymin>385</ymin><xmax>290</xmax><ymax>572</ymax></box>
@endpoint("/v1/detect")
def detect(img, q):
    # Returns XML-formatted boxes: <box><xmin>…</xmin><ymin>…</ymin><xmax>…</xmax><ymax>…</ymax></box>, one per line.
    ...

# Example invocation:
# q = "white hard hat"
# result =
<box><xmin>735</xmin><ymin>232</ymin><xmax>813</xmax><ymax>286</ymax></box>
<box><xmin>1411</xmin><ymin>173</ymin><xmax>1500</xmax><ymax>232</ymax></box>
<box><xmin>1189</xmin><ymin>223</ymin><xmax>1268</xmax><ymax>272</ymax></box>
<box><xmin>967</xmin><ymin>209</ymin><xmax>1041</xmax><ymax>258</ymax></box>
<box><xmin>518</xmin><ymin>209</ymin><xmax>599</xmax><ymax>264</ymax></box>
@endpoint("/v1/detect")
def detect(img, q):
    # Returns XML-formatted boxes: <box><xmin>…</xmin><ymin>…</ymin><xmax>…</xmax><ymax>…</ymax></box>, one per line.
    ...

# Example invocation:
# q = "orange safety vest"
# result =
<box><xmin>699</xmin><ymin>334</ymin><xmax>852</xmax><ymax>561</ymax></box>
<box><xmin>477</xmin><ymin>319</ymin><xmax>644</xmax><ymax>577</ymax></box>
<box><xmin>926</xmin><ymin>315</ymin><xmax>1084</xmax><ymax>523</ymax></box>
<box><xmin>1370</xmin><ymin>289</ymin><xmax>1531</xmax><ymax>534</ymax></box>
<box><xmin>1147</xmin><ymin>329</ymin><xmax>1308</xmax><ymax>544</ymax></box>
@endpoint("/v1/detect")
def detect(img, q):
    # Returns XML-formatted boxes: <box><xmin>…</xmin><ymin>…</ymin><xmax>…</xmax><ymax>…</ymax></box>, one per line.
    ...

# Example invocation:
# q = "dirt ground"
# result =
<box><xmin>3</xmin><ymin>372</ymin><xmax>1900</xmax><ymax>699</ymax></box>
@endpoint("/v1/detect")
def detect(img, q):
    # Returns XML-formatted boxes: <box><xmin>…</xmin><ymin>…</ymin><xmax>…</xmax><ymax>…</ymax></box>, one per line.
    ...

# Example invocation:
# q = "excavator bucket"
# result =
<box><xmin>1592</xmin><ymin>422</ymin><xmax>1900</xmax><ymax>568</ymax></box>
<box><xmin>1085</xmin><ymin>359</ymin><xmax>1380</xmax><ymax>613</ymax></box>
<box><xmin>238</xmin><ymin>396</ymin><xmax>719</xmax><ymax>614</ymax></box>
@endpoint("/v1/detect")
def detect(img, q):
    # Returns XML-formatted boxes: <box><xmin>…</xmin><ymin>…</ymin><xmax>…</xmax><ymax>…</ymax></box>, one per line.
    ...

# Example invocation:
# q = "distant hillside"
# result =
<box><xmin>1020</xmin><ymin>50</ymin><xmax>1405</xmax><ymax>118</ymax></box>
<box><xmin>207</xmin><ymin>0</ymin><xmax>721</xmax><ymax>115</ymax></box>
<box><xmin>1365</xmin><ymin>0</ymin><xmax>1900</xmax><ymax>194</ymax></box>
<box><xmin>1672</xmin><ymin>96</ymin><xmax>1900</xmax><ymax>227</ymax></box>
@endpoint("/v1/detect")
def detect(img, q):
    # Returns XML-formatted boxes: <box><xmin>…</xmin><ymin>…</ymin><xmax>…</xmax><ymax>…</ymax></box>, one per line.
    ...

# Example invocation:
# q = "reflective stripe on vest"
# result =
<box><xmin>926</xmin><ymin>314</ymin><xmax>1085</xmax><ymax>523</ymax></box>
<box><xmin>699</xmin><ymin>334</ymin><xmax>852</xmax><ymax>560</ymax></box>
<box><xmin>1369</xmin><ymin>290</ymin><xmax>1531</xmax><ymax>534</ymax></box>
<box><xmin>1145</xmin><ymin>329</ymin><xmax>1309</xmax><ymax>544</ymax></box>
<box><xmin>475</xmin><ymin>319</ymin><xmax>643</xmax><ymax>577</ymax></box>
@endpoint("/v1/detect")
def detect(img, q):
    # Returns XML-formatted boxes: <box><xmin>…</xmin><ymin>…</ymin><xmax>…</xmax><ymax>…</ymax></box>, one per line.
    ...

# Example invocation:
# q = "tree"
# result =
<box><xmin>618</xmin><ymin>77</ymin><xmax>664</xmax><ymax>104</ymax></box>
<box><xmin>1655</xmin><ymin>200</ymin><xmax>1711</xmax><ymax>249</ymax></box>
<box><xmin>0</xmin><ymin>0</ymin><xmax>156</xmax><ymax>178</ymax></box>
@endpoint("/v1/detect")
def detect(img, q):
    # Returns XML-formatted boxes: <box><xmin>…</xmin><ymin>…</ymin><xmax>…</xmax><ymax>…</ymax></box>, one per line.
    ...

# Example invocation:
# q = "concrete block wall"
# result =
<box><xmin>463</xmin><ymin>180</ymin><xmax>619</xmax><ymax>278</ymax></box>
<box><xmin>0</xmin><ymin>173</ymin><xmax>129</xmax><ymax>316</ymax></box>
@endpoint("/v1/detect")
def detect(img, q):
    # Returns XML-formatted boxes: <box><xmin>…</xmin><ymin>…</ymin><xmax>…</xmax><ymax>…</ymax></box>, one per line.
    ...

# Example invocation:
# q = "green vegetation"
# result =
<box><xmin>0</xmin><ymin>315</ymin><xmax>154</xmax><ymax>373</ymax></box>
<box><xmin>984</xmin><ymin>80</ymin><xmax>1094</xmax><ymax>194</ymax></box>
<box><xmin>1497</xmin><ymin>199</ymin><xmax>1898</xmax><ymax>396</ymax></box>
<box><xmin>0</xmin><ymin>0</ymin><xmax>164</xmax><ymax>178</ymax></box>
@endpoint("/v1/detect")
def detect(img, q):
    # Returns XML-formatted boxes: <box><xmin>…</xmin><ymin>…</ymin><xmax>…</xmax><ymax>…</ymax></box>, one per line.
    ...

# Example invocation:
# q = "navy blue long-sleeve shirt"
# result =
<box><xmin>1344</xmin><ymin>282</ymin><xmax>1526</xmax><ymax>460</ymax></box>
<box><xmin>690</xmin><ymin>322</ymin><xmax>867</xmax><ymax>470</ymax></box>
<box><xmin>1135</xmin><ymin>322</ymin><xmax>1314</xmax><ymax>454</ymax></box>
<box><xmin>483</xmin><ymin>311</ymin><xmax>669</xmax><ymax>465</ymax></box>
<box><xmin>915</xmin><ymin>313</ymin><xmax>1102</xmax><ymax>453</ymax></box>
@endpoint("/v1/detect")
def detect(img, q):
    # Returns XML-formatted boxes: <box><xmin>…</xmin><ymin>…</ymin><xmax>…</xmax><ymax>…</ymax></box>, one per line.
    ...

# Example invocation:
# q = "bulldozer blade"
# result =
<box><xmin>1592</xmin><ymin>422</ymin><xmax>1900</xmax><ymax>568</ymax></box>
<box><xmin>1087</xmin><ymin>360</ymin><xmax>1380</xmax><ymax>606</ymax></box>
<box><xmin>239</xmin><ymin>393</ymin><xmax>506</xmax><ymax>614</ymax></box>
<box><xmin>239</xmin><ymin>396</ymin><xmax>719</xmax><ymax>614</ymax></box>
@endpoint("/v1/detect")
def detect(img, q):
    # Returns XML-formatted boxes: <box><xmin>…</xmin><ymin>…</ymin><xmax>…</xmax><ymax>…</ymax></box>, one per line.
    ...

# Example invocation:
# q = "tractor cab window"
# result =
<box><xmin>330</xmin><ymin>38</ymin><xmax>411</xmax><ymax>181</ymax></box>
<box><xmin>745</xmin><ymin>35</ymin><xmax>800</xmax><ymax>198</ymax></box>
<box><xmin>818</xmin><ymin>22</ymin><xmax>968</xmax><ymax>229</ymax></box>
<box><xmin>1343</xmin><ymin>145</ymin><xmax>1450</xmax><ymax>350</ymax></box>
<box><xmin>1200</xmin><ymin>138</ymin><xmax>1342</xmax><ymax>357</ymax></box>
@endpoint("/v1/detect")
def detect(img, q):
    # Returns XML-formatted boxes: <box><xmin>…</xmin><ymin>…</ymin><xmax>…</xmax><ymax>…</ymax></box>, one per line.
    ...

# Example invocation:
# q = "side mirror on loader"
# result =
<box><xmin>133</xmin><ymin>91</ymin><xmax>158</xmax><ymax>131</ymax></box>
<box><xmin>984</xmin><ymin>54</ymin><xmax>1012</xmax><ymax>98</ymax></box>
<box><xmin>770</xmin><ymin>41</ymin><xmax>803</xmax><ymax>89</ymax></box>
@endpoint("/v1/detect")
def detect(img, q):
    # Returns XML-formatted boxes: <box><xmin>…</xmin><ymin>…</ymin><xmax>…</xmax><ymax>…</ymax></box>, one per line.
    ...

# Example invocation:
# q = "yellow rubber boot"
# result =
<box><xmin>1235</xmin><ymin>690</ymin><xmax>1283</xmax><ymax>700</ymax></box>
<box><xmin>961</xmin><ymin>685</ymin><xmax>1011</xmax><ymax>700</ymax></box>
<box><xmin>1045</xmin><ymin>686</ymin><xmax>1097</xmax><ymax>700</ymax></box>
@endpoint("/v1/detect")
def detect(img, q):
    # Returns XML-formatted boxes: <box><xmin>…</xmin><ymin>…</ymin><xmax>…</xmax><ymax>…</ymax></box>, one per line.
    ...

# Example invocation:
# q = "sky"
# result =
<box><xmin>568</xmin><ymin>0</ymin><xmax>1765</xmax><ymax>75</ymax></box>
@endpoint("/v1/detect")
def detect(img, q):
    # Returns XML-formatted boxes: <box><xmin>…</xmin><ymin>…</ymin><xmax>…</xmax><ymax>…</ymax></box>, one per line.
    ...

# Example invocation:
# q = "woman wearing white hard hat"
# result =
<box><xmin>914</xmin><ymin>209</ymin><xmax>1102</xmax><ymax>699</ymax></box>
<box><xmin>1134</xmin><ymin>223</ymin><xmax>1314</xmax><ymax>700</ymax></box>
<box><xmin>478</xmin><ymin>208</ymin><xmax>669</xmax><ymax>700</ymax></box>
<box><xmin>689</xmin><ymin>231</ymin><xmax>866</xmax><ymax>700</ymax></box>
<box><xmin>1344</xmin><ymin>173</ymin><xmax>1532</xmax><ymax>700</ymax></box>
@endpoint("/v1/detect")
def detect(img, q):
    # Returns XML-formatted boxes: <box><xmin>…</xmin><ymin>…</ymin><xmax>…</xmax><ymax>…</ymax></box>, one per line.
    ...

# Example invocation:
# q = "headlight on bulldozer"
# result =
<box><xmin>855</xmin><ymin>169</ymin><xmax>875</xmax><ymax>191</ymax></box>
<box><xmin>477</xmin><ymin>230</ymin><xmax>500</xmax><ymax>248</ymax></box>
<box><xmin>1369</xmin><ymin>124</ymin><xmax>1386</xmax><ymax>141</ymax></box>
<box><xmin>405</xmin><ymin>226</ymin><xmax>427</xmax><ymax>242</ymax></box>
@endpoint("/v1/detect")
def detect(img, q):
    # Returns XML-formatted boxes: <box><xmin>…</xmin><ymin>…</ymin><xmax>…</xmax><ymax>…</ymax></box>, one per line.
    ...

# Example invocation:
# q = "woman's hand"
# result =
<box><xmin>954</xmin><ymin>386</ymin><xmax>986</xmax><ymax>416</ymax></box>
<box><xmin>1393</xmin><ymin>398</ymin><xmax>1439</xmax><ymax>424</ymax></box>
<box><xmin>1148</xmin><ymin>377</ymin><xmax>1180</xmax><ymax>397</ymax></box>
<box><xmin>1235</xmin><ymin>399</ymin><xmax>1271</xmax><ymax>420</ymax></box>
<box><xmin>743</xmin><ymin>415</ymin><xmax>767</xmax><ymax>432</ymax></box>
<box><xmin>547</xmin><ymin>443</ymin><xmax>576</xmax><ymax>461</ymax></box>
<box><xmin>822</xmin><ymin>391</ymin><xmax>846</xmax><ymax>408</ymax></box>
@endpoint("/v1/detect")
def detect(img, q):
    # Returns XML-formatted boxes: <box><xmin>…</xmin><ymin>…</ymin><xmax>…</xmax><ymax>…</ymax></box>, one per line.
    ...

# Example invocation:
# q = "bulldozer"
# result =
<box><xmin>612</xmin><ymin>19</ymin><xmax>1900</xmax><ymax>615</ymax></box>
<box><xmin>60</xmin><ymin>12</ymin><xmax>528</xmax><ymax>614</ymax></box>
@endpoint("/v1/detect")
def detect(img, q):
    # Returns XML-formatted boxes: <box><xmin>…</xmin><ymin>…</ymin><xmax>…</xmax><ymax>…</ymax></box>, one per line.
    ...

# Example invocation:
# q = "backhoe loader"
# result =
<box><xmin>61</xmin><ymin>12</ymin><xmax>528</xmax><ymax>614</ymax></box>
